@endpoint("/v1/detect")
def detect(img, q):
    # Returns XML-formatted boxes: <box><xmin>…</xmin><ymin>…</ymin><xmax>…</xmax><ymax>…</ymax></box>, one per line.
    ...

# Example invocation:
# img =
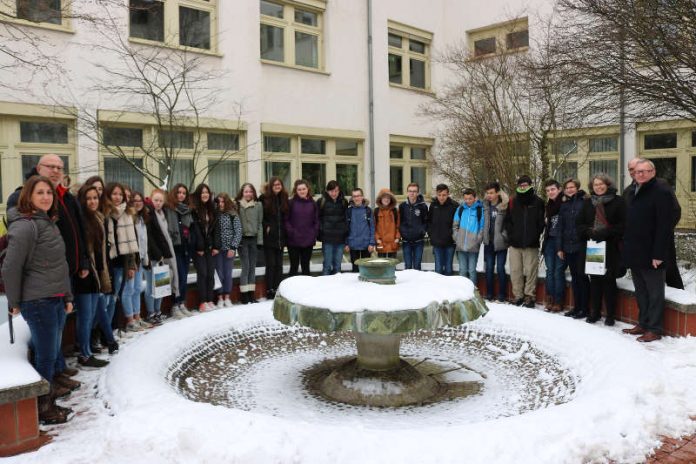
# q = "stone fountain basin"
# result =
<box><xmin>272</xmin><ymin>270</ymin><xmax>488</xmax><ymax>335</ymax></box>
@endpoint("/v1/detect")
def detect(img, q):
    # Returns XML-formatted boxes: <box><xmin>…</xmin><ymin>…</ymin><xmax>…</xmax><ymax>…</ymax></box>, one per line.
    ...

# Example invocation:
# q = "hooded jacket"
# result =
<box><xmin>317</xmin><ymin>191</ymin><xmax>348</xmax><ymax>245</ymax></box>
<box><xmin>374</xmin><ymin>189</ymin><xmax>400</xmax><ymax>253</ymax></box>
<box><xmin>503</xmin><ymin>188</ymin><xmax>545</xmax><ymax>248</ymax></box>
<box><xmin>482</xmin><ymin>190</ymin><xmax>509</xmax><ymax>251</ymax></box>
<box><xmin>398</xmin><ymin>194</ymin><xmax>428</xmax><ymax>243</ymax></box>
<box><xmin>2</xmin><ymin>209</ymin><xmax>72</xmax><ymax>309</ymax></box>
<box><xmin>452</xmin><ymin>200</ymin><xmax>485</xmax><ymax>252</ymax></box>
<box><xmin>346</xmin><ymin>199</ymin><xmax>375</xmax><ymax>250</ymax></box>
<box><xmin>427</xmin><ymin>196</ymin><xmax>458</xmax><ymax>248</ymax></box>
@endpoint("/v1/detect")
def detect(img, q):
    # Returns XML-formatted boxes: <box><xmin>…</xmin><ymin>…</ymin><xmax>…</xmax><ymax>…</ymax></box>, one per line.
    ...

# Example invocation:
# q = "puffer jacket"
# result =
<box><xmin>191</xmin><ymin>211</ymin><xmax>218</xmax><ymax>253</ymax></box>
<box><xmin>452</xmin><ymin>200</ymin><xmax>485</xmax><ymax>252</ymax></box>
<box><xmin>503</xmin><ymin>188</ymin><xmax>545</xmax><ymax>248</ymax></box>
<box><xmin>428</xmin><ymin>196</ymin><xmax>459</xmax><ymax>248</ymax></box>
<box><xmin>2</xmin><ymin>209</ymin><xmax>72</xmax><ymax>309</ymax></box>
<box><xmin>374</xmin><ymin>189</ymin><xmax>400</xmax><ymax>253</ymax></box>
<box><xmin>398</xmin><ymin>194</ymin><xmax>428</xmax><ymax>243</ymax></box>
<box><xmin>557</xmin><ymin>190</ymin><xmax>587</xmax><ymax>254</ymax></box>
<box><xmin>317</xmin><ymin>192</ymin><xmax>348</xmax><ymax>244</ymax></box>
<box><xmin>482</xmin><ymin>191</ymin><xmax>509</xmax><ymax>251</ymax></box>
<box><xmin>346</xmin><ymin>200</ymin><xmax>375</xmax><ymax>250</ymax></box>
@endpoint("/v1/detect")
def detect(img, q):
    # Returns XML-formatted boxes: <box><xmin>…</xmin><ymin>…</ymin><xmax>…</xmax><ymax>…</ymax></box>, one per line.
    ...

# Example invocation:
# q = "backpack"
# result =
<box><xmin>346</xmin><ymin>205</ymin><xmax>371</xmax><ymax>228</ymax></box>
<box><xmin>456</xmin><ymin>204</ymin><xmax>482</xmax><ymax>223</ymax></box>
<box><xmin>0</xmin><ymin>217</ymin><xmax>38</xmax><ymax>294</ymax></box>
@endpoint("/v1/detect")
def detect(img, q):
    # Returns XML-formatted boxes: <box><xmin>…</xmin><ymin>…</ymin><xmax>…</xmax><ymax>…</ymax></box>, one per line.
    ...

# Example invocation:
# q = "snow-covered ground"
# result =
<box><xmin>2</xmin><ymin>300</ymin><xmax>696</xmax><ymax>464</ymax></box>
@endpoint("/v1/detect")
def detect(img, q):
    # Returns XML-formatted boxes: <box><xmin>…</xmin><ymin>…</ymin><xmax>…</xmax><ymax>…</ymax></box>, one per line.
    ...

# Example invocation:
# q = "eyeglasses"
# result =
<box><xmin>407</xmin><ymin>190</ymin><xmax>419</xmax><ymax>194</ymax></box>
<box><xmin>39</xmin><ymin>164</ymin><xmax>64</xmax><ymax>172</ymax></box>
<box><xmin>635</xmin><ymin>169</ymin><xmax>654</xmax><ymax>175</ymax></box>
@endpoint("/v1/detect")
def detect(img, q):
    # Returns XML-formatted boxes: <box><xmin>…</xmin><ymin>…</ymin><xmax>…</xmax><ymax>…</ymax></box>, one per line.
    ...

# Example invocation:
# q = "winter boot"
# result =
<box><xmin>240</xmin><ymin>292</ymin><xmax>249</xmax><ymax>305</ymax></box>
<box><xmin>53</xmin><ymin>373</ymin><xmax>81</xmax><ymax>391</ymax></box>
<box><xmin>247</xmin><ymin>291</ymin><xmax>258</xmax><ymax>304</ymax></box>
<box><xmin>38</xmin><ymin>393</ymin><xmax>69</xmax><ymax>425</ymax></box>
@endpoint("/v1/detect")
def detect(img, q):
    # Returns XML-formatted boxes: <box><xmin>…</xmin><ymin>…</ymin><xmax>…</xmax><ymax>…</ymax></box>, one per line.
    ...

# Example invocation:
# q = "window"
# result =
<box><xmin>159</xmin><ymin>130</ymin><xmax>194</xmax><ymax>149</ymax></box>
<box><xmin>336</xmin><ymin>164</ymin><xmax>358</xmax><ymax>194</ymax></box>
<box><xmin>160</xmin><ymin>158</ymin><xmax>194</xmax><ymax>188</ymax></box>
<box><xmin>208</xmin><ymin>160</ymin><xmax>239</xmax><ymax>195</ymax></box>
<box><xmin>692</xmin><ymin>131</ymin><xmax>696</xmax><ymax>147</ymax></box>
<box><xmin>336</xmin><ymin>140</ymin><xmax>358</xmax><ymax>156</ymax></box>
<box><xmin>264</xmin><ymin>135</ymin><xmax>291</xmax><ymax>153</ymax></box>
<box><xmin>389</xmin><ymin>137</ymin><xmax>432</xmax><ymax>197</ymax></box>
<box><xmin>555</xmin><ymin>161</ymin><xmax>578</xmax><ymax>181</ymax></box>
<box><xmin>16</xmin><ymin>0</ymin><xmax>61</xmax><ymax>24</ymax></box>
<box><xmin>301</xmin><ymin>138</ymin><xmax>325</xmax><ymax>155</ymax></box>
<box><xmin>387</xmin><ymin>21</ymin><xmax>432</xmax><ymax>90</ymax></box>
<box><xmin>104</xmin><ymin>158</ymin><xmax>144</xmax><ymax>193</ymax></box>
<box><xmin>207</xmin><ymin>132</ymin><xmax>239</xmax><ymax>151</ymax></box>
<box><xmin>265</xmin><ymin>161</ymin><xmax>292</xmax><ymax>188</ymax></box>
<box><xmin>301</xmin><ymin>162</ymin><xmax>325</xmax><ymax>195</ymax></box>
<box><xmin>468</xmin><ymin>17</ymin><xmax>529</xmax><ymax>58</ymax></box>
<box><xmin>692</xmin><ymin>157</ymin><xmax>696</xmax><ymax>192</ymax></box>
<box><xmin>103</xmin><ymin>127</ymin><xmax>143</xmax><ymax>147</ymax></box>
<box><xmin>648</xmin><ymin>157</ymin><xmax>677</xmax><ymax>188</ymax></box>
<box><xmin>474</xmin><ymin>37</ymin><xmax>496</xmax><ymax>57</ymax></box>
<box><xmin>20</xmin><ymin>121</ymin><xmax>68</xmax><ymax>144</ymax></box>
<box><xmin>260</xmin><ymin>0</ymin><xmax>324</xmax><ymax>70</ymax></box>
<box><xmin>553</xmin><ymin>139</ymin><xmax>577</xmax><ymax>156</ymax></box>
<box><xmin>589</xmin><ymin>160</ymin><xmax>618</xmax><ymax>183</ymax></box>
<box><xmin>589</xmin><ymin>137</ymin><xmax>618</xmax><ymax>153</ymax></box>
<box><xmin>129</xmin><ymin>0</ymin><xmax>216</xmax><ymax>52</ymax></box>
<box><xmin>644</xmin><ymin>133</ymin><xmax>677</xmax><ymax>150</ymax></box>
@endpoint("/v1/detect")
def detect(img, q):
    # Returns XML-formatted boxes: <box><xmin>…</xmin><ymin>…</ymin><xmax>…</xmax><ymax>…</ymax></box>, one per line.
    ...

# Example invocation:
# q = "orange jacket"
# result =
<box><xmin>374</xmin><ymin>189</ymin><xmax>400</xmax><ymax>253</ymax></box>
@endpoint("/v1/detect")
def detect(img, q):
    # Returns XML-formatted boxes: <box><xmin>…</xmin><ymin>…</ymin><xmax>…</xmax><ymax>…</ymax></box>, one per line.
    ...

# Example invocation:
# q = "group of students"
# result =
<box><xmin>1</xmin><ymin>152</ymin><xmax>681</xmax><ymax>426</ymax></box>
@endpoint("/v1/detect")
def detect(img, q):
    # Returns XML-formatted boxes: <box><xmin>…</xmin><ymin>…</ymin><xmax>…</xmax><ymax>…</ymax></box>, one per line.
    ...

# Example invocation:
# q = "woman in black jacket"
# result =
<box><xmin>577</xmin><ymin>174</ymin><xmax>626</xmax><ymax>326</ymax></box>
<box><xmin>190</xmin><ymin>183</ymin><xmax>218</xmax><ymax>312</ymax></box>
<box><xmin>260</xmin><ymin>177</ymin><xmax>288</xmax><ymax>298</ymax></box>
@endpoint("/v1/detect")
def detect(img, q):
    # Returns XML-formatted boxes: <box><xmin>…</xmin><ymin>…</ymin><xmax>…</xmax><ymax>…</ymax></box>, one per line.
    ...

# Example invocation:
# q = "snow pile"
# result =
<box><xmin>277</xmin><ymin>270</ymin><xmax>476</xmax><ymax>312</ymax></box>
<box><xmin>0</xmin><ymin>296</ymin><xmax>42</xmax><ymax>389</ymax></box>
<box><xmin>4</xmin><ymin>302</ymin><xmax>696</xmax><ymax>464</ymax></box>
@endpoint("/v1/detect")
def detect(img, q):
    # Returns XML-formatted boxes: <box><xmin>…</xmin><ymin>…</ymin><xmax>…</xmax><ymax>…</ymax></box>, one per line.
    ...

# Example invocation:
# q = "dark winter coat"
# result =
<box><xmin>576</xmin><ymin>189</ymin><xmax>626</xmax><ymax>277</ymax></box>
<box><xmin>482</xmin><ymin>191</ymin><xmax>509</xmax><ymax>251</ymax></box>
<box><xmin>503</xmin><ymin>188</ymin><xmax>545</xmax><ymax>249</ymax></box>
<box><xmin>163</xmin><ymin>207</ymin><xmax>183</xmax><ymax>247</ymax></box>
<box><xmin>346</xmin><ymin>200</ymin><xmax>375</xmax><ymax>250</ymax></box>
<box><xmin>260</xmin><ymin>193</ymin><xmax>287</xmax><ymax>250</ymax></box>
<box><xmin>427</xmin><ymin>196</ymin><xmax>458</xmax><ymax>248</ymax></box>
<box><xmin>544</xmin><ymin>195</ymin><xmax>563</xmax><ymax>241</ymax></box>
<box><xmin>74</xmin><ymin>212</ymin><xmax>111</xmax><ymax>295</ymax></box>
<box><xmin>285</xmin><ymin>196</ymin><xmax>319</xmax><ymax>248</ymax></box>
<box><xmin>623</xmin><ymin>177</ymin><xmax>674</xmax><ymax>269</ymax></box>
<box><xmin>624</xmin><ymin>178</ymin><xmax>681</xmax><ymax>228</ymax></box>
<box><xmin>191</xmin><ymin>211</ymin><xmax>218</xmax><ymax>253</ymax></box>
<box><xmin>557</xmin><ymin>191</ymin><xmax>587</xmax><ymax>254</ymax></box>
<box><xmin>145</xmin><ymin>205</ymin><xmax>174</xmax><ymax>263</ymax></box>
<box><xmin>398</xmin><ymin>194</ymin><xmax>428</xmax><ymax>243</ymax></box>
<box><xmin>317</xmin><ymin>192</ymin><xmax>348</xmax><ymax>244</ymax></box>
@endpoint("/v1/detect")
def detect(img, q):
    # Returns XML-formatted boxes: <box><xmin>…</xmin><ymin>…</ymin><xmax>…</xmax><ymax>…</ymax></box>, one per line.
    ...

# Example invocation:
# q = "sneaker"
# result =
<box><xmin>511</xmin><ymin>298</ymin><xmax>524</xmax><ymax>306</ymax></box>
<box><xmin>137</xmin><ymin>319</ymin><xmax>153</xmax><ymax>329</ymax></box>
<box><xmin>108</xmin><ymin>341</ymin><xmax>119</xmax><ymax>354</ymax></box>
<box><xmin>223</xmin><ymin>298</ymin><xmax>233</xmax><ymax>308</ymax></box>
<box><xmin>206</xmin><ymin>302</ymin><xmax>216</xmax><ymax>311</ymax></box>
<box><xmin>126</xmin><ymin>321</ymin><xmax>143</xmax><ymax>332</ymax></box>
<box><xmin>90</xmin><ymin>344</ymin><xmax>103</xmax><ymax>354</ymax></box>
<box><xmin>146</xmin><ymin>314</ymin><xmax>162</xmax><ymax>326</ymax></box>
<box><xmin>198</xmin><ymin>303</ymin><xmax>207</xmax><ymax>312</ymax></box>
<box><xmin>179</xmin><ymin>304</ymin><xmax>194</xmax><ymax>317</ymax></box>
<box><xmin>216</xmin><ymin>299</ymin><xmax>226</xmax><ymax>309</ymax></box>
<box><xmin>604</xmin><ymin>318</ymin><xmax>615</xmax><ymax>326</ymax></box>
<box><xmin>171</xmin><ymin>306</ymin><xmax>185</xmax><ymax>320</ymax></box>
<box><xmin>78</xmin><ymin>355</ymin><xmax>110</xmax><ymax>369</ymax></box>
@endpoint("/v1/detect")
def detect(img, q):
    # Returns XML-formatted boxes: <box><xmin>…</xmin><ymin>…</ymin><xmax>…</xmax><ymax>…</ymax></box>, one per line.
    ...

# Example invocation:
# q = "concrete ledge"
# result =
<box><xmin>0</xmin><ymin>380</ymin><xmax>49</xmax><ymax>405</ymax></box>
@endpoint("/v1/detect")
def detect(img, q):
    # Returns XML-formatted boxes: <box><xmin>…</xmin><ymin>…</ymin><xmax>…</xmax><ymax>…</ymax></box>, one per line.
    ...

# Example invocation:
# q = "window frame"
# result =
<box><xmin>259</xmin><ymin>0</ymin><xmax>326</xmax><ymax>72</ymax></box>
<box><xmin>127</xmin><ymin>0</ymin><xmax>220</xmax><ymax>56</ymax></box>
<box><xmin>387</xmin><ymin>20</ymin><xmax>433</xmax><ymax>92</ymax></box>
<box><xmin>0</xmin><ymin>0</ymin><xmax>73</xmax><ymax>33</ymax></box>
<box><xmin>467</xmin><ymin>17</ymin><xmax>529</xmax><ymax>59</ymax></box>
<box><xmin>388</xmin><ymin>135</ymin><xmax>433</xmax><ymax>200</ymax></box>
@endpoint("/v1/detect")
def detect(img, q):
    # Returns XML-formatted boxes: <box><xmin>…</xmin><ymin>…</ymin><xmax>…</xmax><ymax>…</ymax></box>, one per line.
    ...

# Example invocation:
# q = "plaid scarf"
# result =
<box><xmin>108</xmin><ymin>203</ymin><xmax>140</xmax><ymax>259</ymax></box>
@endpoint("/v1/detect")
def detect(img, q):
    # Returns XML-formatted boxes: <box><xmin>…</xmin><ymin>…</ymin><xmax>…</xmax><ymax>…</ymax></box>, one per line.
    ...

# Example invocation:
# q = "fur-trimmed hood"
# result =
<box><xmin>376</xmin><ymin>188</ymin><xmax>397</xmax><ymax>209</ymax></box>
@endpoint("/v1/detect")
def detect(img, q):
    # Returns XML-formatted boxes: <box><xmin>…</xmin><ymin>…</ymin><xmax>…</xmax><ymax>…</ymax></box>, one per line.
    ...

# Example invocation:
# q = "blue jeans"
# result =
<box><xmin>484</xmin><ymin>244</ymin><xmax>508</xmax><ymax>299</ymax></box>
<box><xmin>433</xmin><ymin>245</ymin><xmax>455</xmax><ymax>275</ymax></box>
<box><xmin>174</xmin><ymin>246</ymin><xmax>190</xmax><ymax>305</ymax></box>
<box><xmin>402</xmin><ymin>241</ymin><xmax>424</xmax><ymax>270</ymax></box>
<box><xmin>76</xmin><ymin>293</ymin><xmax>99</xmax><ymax>358</ymax></box>
<box><xmin>20</xmin><ymin>298</ymin><xmax>63</xmax><ymax>382</ymax></box>
<box><xmin>457</xmin><ymin>251</ymin><xmax>479</xmax><ymax>283</ymax></box>
<box><xmin>322</xmin><ymin>242</ymin><xmax>344</xmax><ymax>275</ymax></box>
<box><xmin>215</xmin><ymin>252</ymin><xmax>235</xmax><ymax>295</ymax></box>
<box><xmin>110</xmin><ymin>266</ymin><xmax>140</xmax><ymax>319</ymax></box>
<box><xmin>93</xmin><ymin>294</ymin><xmax>115</xmax><ymax>345</ymax></box>
<box><xmin>144</xmin><ymin>267</ymin><xmax>162</xmax><ymax>315</ymax></box>
<box><xmin>543</xmin><ymin>237</ymin><xmax>565</xmax><ymax>303</ymax></box>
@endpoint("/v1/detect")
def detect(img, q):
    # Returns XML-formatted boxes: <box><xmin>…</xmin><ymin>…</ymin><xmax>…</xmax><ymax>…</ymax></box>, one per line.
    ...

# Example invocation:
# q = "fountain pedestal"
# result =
<box><xmin>355</xmin><ymin>333</ymin><xmax>401</xmax><ymax>371</ymax></box>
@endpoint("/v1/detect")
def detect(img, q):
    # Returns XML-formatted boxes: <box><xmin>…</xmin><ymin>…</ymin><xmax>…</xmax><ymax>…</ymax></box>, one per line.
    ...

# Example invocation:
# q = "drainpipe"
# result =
<box><xmin>367</xmin><ymin>0</ymin><xmax>376</xmax><ymax>203</ymax></box>
<box><xmin>619</xmin><ymin>87</ymin><xmax>626</xmax><ymax>191</ymax></box>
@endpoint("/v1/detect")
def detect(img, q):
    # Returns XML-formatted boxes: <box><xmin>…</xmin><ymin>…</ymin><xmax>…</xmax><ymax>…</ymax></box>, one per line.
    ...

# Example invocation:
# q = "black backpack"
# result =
<box><xmin>456</xmin><ymin>204</ymin><xmax>482</xmax><ymax>223</ymax></box>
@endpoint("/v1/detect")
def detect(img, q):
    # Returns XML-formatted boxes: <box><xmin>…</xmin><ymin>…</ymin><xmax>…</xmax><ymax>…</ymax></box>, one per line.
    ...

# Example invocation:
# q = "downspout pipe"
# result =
<box><xmin>367</xmin><ymin>0</ymin><xmax>376</xmax><ymax>203</ymax></box>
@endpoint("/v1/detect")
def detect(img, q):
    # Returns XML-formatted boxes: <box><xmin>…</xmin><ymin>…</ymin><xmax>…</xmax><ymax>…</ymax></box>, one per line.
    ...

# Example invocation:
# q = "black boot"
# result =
<box><xmin>247</xmin><ymin>291</ymin><xmax>258</xmax><ymax>304</ymax></box>
<box><xmin>572</xmin><ymin>310</ymin><xmax>588</xmax><ymax>320</ymax></box>
<box><xmin>240</xmin><ymin>292</ymin><xmax>249</xmax><ymax>305</ymax></box>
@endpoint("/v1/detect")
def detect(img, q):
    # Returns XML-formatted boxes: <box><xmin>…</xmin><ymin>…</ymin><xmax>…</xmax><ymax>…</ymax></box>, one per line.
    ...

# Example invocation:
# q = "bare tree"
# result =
<box><xmin>557</xmin><ymin>0</ymin><xmax>696</xmax><ymax>122</ymax></box>
<box><xmin>423</xmin><ymin>14</ymin><xmax>592</xmax><ymax>195</ymax></box>
<box><xmin>57</xmin><ymin>6</ymin><xmax>248</xmax><ymax>190</ymax></box>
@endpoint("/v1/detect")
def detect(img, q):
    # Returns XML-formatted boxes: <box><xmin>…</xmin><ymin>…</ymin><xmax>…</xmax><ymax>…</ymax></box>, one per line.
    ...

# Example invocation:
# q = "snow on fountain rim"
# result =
<box><xmin>276</xmin><ymin>269</ymin><xmax>476</xmax><ymax>312</ymax></box>
<box><xmin>11</xmin><ymin>302</ymin><xmax>696</xmax><ymax>464</ymax></box>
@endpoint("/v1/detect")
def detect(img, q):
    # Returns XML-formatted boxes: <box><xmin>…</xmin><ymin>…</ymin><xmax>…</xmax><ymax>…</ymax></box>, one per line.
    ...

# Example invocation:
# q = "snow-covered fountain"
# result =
<box><xmin>271</xmin><ymin>257</ymin><xmax>489</xmax><ymax>407</ymax></box>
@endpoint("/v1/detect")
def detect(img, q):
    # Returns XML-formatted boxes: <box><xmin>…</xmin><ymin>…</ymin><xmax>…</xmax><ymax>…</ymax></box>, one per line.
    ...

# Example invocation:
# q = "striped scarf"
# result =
<box><xmin>108</xmin><ymin>203</ymin><xmax>140</xmax><ymax>259</ymax></box>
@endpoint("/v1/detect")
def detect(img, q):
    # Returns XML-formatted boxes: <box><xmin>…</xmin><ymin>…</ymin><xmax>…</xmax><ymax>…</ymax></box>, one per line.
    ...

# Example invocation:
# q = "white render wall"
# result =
<box><xmin>0</xmin><ymin>0</ymin><xmax>548</xmax><ymax>200</ymax></box>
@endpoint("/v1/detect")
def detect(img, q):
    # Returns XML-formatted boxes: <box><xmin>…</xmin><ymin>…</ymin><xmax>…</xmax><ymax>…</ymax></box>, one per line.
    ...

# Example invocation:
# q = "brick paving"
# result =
<box><xmin>646</xmin><ymin>417</ymin><xmax>696</xmax><ymax>463</ymax></box>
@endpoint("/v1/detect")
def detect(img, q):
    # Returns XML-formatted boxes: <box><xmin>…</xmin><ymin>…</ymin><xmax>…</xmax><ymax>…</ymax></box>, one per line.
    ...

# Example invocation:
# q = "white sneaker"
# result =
<box><xmin>223</xmin><ymin>298</ymin><xmax>233</xmax><ymax>308</ymax></box>
<box><xmin>216</xmin><ymin>299</ymin><xmax>226</xmax><ymax>309</ymax></box>
<box><xmin>125</xmin><ymin>321</ymin><xmax>143</xmax><ymax>332</ymax></box>
<box><xmin>171</xmin><ymin>306</ymin><xmax>185</xmax><ymax>319</ymax></box>
<box><xmin>206</xmin><ymin>302</ymin><xmax>216</xmax><ymax>311</ymax></box>
<box><xmin>178</xmin><ymin>304</ymin><xmax>193</xmax><ymax>317</ymax></box>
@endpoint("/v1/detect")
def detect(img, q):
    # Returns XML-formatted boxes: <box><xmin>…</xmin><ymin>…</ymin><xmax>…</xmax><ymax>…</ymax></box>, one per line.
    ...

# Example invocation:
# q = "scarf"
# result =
<box><xmin>590</xmin><ymin>191</ymin><xmax>615</xmax><ymax>233</ymax></box>
<box><xmin>108</xmin><ymin>203</ymin><xmax>140</xmax><ymax>259</ymax></box>
<box><xmin>239</xmin><ymin>198</ymin><xmax>255</xmax><ymax>209</ymax></box>
<box><xmin>176</xmin><ymin>202</ymin><xmax>193</xmax><ymax>228</ymax></box>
